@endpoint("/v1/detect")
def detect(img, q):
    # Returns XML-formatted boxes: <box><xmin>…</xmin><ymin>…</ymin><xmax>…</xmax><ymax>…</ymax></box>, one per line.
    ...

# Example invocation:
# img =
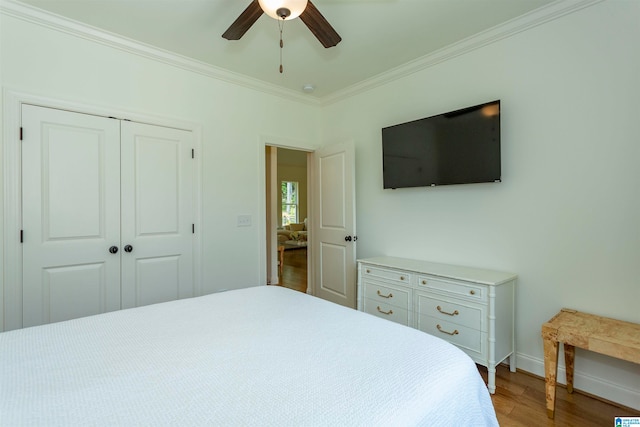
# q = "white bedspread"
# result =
<box><xmin>0</xmin><ymin>286</ymin><xmax>498</xmax><ymax>426</ymax></box>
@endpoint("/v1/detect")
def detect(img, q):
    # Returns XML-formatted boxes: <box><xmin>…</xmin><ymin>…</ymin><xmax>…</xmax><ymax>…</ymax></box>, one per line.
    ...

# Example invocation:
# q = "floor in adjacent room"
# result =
<box><xmin>278</xmin><ymin>247</ymin><xmax>307</xmax><ymax>293</ymax></box>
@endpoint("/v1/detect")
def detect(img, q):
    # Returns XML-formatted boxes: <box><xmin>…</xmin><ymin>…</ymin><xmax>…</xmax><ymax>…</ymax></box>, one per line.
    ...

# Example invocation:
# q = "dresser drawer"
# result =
<box><xmin>416</xmin><ymin>293</ymin><xmax>486</xmax><ymax>332</ymax></box>
<box><xmin>363</xmin><ymin>281</ymin><xmax>410</xmax><ymax>310</ymax></box>
<box><xmin>417</xmin><ymin>315</ymin><xmax>487</xmax><ymax>360</ymax></box>
<box><xmin>418</xmin><ymin>276</ymin><xmax>487</xmax><ymax>303</ymax></box>
<box><xmin>362</xmin><ymin>265</ymin><xmax>412</xmax><ymax>285</ymax></box>
<box><xmin>363</xmin><ymin>299</ymin><xmax>409</xmax><ymax>326</ymax></box>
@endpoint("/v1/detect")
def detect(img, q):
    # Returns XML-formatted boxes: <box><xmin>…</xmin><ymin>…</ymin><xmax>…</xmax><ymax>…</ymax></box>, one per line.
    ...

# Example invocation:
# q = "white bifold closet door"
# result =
<box><xmin>119</xmin><ymin>121</ymin><xmax>194</xmax><ymax>309</ymax></box>
<box><xmin>22</xmin><ymin>105</ymin><xmax>194</xmax><ymax>328</ymax></box>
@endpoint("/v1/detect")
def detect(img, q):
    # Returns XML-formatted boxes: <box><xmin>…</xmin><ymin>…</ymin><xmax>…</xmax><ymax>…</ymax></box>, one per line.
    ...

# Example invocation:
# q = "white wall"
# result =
<box><xmin>320</xmin><ymin>0</ymin><xmax>640</xmax><ymax>409</ymax></box>
<box><xmin>0</xmin><ymin>12</ymin><xmax>321</xmax><ymax>324</ymax></box>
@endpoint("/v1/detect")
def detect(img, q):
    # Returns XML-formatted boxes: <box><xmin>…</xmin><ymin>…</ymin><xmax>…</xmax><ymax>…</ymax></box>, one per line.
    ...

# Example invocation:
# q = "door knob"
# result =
<box><xmin>124</xmin><ymin>245</ymin><xmax>133</xmax><ymax>253</ymax></box>
<box><xmin>345</xmin><ymin>236</ymin><xmax>352</xmax><ymax>242</ymax></box>
<box><xmin>109</xmin><ymin>246</ymin><xmax>118</xmax><ymax>254</ymax></box>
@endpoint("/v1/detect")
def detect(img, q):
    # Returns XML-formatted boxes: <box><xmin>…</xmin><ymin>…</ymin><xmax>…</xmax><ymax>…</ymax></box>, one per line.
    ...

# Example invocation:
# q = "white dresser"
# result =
<box><xmin>357</xmin><ymin>256</ymin><xmax>516</xmax><ymax>394</ymax></box>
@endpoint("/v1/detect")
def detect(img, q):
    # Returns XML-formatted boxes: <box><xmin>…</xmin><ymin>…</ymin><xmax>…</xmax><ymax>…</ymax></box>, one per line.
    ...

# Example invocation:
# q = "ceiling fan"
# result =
<box><xmin>222</xmin><ymin>0</ymin><xmax>342</xmax><ymax>48</ymax></box>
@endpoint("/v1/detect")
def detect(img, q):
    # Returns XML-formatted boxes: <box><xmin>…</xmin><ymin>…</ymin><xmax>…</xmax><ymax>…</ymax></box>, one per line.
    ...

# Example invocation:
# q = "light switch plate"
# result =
<box><xmin>237</xmin><ymin>215</ymin><xmax>252</xmax><ymax>227</ymax></box>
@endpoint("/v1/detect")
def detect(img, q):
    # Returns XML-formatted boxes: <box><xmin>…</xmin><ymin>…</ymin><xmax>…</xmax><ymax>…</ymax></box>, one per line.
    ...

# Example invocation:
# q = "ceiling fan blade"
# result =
<box><xmin>299</xmin><ymin>0</ymin><xmax>342</xmax><ymax>48</ymax></box>
<box><xmin>222</xmin><ymin>0</ymin><xmax>263</xmax><ymax>40</ymax></box>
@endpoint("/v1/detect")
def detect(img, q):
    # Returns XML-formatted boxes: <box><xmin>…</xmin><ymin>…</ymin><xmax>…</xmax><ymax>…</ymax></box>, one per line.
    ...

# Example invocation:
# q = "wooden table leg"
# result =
<box><xmin>278</xmin><ymin>245</ymin><xmax>285</xmax><ymax>275</ymax></box>
<box><xmin>564</xmin><ymin>343</ymin><xmax>575</xmax><ymax>394</ymax></box>
<box><xmin>543</xmin><ymin>337</ymin><xmax>559</xmax><ymax>419</ymax></box>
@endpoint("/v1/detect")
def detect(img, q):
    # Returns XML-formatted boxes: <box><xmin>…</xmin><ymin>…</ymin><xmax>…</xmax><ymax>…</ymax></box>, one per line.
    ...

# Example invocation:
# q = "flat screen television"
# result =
<box><xmin>382</xmin><ymin>100</ymin><xmax>501</xmax><ymax>189</ymax></box>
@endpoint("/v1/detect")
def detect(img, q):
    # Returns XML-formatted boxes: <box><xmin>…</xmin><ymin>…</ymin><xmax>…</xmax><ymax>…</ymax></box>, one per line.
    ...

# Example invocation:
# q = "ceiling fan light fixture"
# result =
<box><xmin>258</xmin><ymin>0</ymin><xmax>308</xmax><ymax>20</ymax></box>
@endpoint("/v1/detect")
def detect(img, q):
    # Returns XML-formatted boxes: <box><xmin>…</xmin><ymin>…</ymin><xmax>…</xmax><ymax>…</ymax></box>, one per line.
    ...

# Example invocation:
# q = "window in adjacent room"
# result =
<box><xmin>281</xmin><ymin>181</ymin><xmax>298</xmax><ymax>226</ymax></box>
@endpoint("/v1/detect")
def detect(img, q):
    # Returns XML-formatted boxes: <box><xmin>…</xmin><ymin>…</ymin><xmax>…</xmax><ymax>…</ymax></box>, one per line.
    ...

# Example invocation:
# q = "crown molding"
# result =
<box><xmin>0</xmin><ymin>0</ymin><xmax>321</xmax><ymax>106</ymax></box>
<box><xmin>0</xmin><ymin>0</ymin><xmax>603</xmax><ymax>107</ymax></box>
<box><xmin>320</xmin><ymin>0</ymin><xmax>604</xmax><ymax>106</ymax></box>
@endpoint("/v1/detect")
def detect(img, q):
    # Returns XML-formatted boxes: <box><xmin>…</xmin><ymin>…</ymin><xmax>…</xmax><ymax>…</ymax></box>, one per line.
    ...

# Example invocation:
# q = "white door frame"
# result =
<box><xmin>1</xmin><ymin>90</ymin><xmax>203</xmax><ymax>331</ymax></box>
<box><xmin>265</xmin><ymin>146</ymin><xmax>279</xmax><ymax>285</ymax></box>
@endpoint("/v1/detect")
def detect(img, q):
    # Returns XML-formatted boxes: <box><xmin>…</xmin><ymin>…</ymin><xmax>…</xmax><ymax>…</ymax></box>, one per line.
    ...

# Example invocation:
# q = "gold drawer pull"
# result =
<box><xmin>436</xmin><ymin>305</ymin><xmax>459</xmax><ymax>316</ymax></box>
<box><xmin>437</xmin><ymin>324</ymin><xmax>459</xmax><ymax>336</ymax></box>
<box><xmin>399</xmin><ymin>276</ymin><xmax>405</xmax><ymax>280</ymax></box>
<box><xmin>377</xmin><ymin>290</ymin><xmax>393</xmax><ymax>299</ymax></box>
<box><xmin>421</xmin><ymin>280</ymin><xmax>427</xmax><ymax>285</ymax></box>
<box><xmin>377</xmin><ymin>306</ymin><xmax>393</xmax><ymax>315</ymax></box>
<box><xmin>470</xmin><ymin>290</ymin><xmax>476</xmax><ymax>295</ymax></box>
<box><xmin>366</xmin><ymin>269</ymin><xmax>371</xmax><ymax>273</ymax></box>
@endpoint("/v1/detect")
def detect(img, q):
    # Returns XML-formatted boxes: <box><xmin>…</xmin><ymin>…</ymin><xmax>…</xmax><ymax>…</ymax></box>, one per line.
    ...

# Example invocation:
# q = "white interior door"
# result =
<box><xmin>22</xmin><ymin>105</ymin><xmax>122</xmax><ymax>327</ymax></box>
<box><xmin>312</xmin><ymin>141</ymin><xmax>356</xmax><ymax>308</ymax></box>
<box><xmin>120</xmin><ymin>121</ymin><xmax>195</xmax><ymax>308</ymax></box>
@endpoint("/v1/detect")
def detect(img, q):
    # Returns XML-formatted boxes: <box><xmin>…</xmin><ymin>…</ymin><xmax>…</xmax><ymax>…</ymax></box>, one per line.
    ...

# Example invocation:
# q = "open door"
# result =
<box><xmin>312</xmin><ymin>141</ymin><xmax>356</xmax><ymax>308</ymax></box>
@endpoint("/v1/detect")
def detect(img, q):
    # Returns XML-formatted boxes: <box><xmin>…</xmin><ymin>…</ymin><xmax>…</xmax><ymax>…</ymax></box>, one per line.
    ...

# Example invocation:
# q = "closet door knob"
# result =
<box><xmin>124</xmin><ymin>245</ymin><xmax>133</xmax><ymax>253</ymax></box>
<box><xmin>345</xmin><ymin>236</ymin><xmax>352</xmax><ymax>242</ymax></box>
<box><xmin>109</xmin><ymin>246</ymin><xmax>118</xmax><ymax>254</ymax></box>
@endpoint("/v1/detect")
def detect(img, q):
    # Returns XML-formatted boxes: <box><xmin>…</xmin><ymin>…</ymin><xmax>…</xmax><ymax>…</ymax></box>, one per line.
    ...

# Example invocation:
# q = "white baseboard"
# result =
<box><xmin>268</xmin><ymin>274</ymin><xmax>280</xmax><ymax>286</ymax></box>
<box><xmin>515</xmin><ymin>353</ymin><xmax>640</xmax><ymax>411</ymax></box>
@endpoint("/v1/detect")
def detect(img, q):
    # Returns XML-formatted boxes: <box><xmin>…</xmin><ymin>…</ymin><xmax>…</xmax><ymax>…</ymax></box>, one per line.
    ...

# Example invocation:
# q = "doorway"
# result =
<box><xmin>21</xmin><ymin>104</ymin><xmax>196</xmax><ymax>327</ymax></box>
<box><xmin>2</xmin><ymin>91</ymin><xmax>202</xmax><ymax>332</ymax></box>
<box><xmin>265</xmin><ymin>146</ymin><xmax>310</xmax><ymax>292</ymax></box>
<box><xmin>263</xmin><ymin>141</ymin><xmax>357</xmax><ymax>308</ymax></box>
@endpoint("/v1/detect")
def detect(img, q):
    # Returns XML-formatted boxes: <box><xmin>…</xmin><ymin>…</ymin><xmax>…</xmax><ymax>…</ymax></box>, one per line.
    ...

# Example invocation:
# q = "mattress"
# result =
<box><xmin>0</xmin><ymin>286</ymin><xmax>498</xmax><ymax>426</ymax></box>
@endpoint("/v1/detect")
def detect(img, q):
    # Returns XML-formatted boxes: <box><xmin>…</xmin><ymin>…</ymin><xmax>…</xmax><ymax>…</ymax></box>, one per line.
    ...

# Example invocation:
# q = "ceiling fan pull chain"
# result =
<box><xmin>278</xmin><ymin>18</ymin><xmax>285</xmax><ymax>73</ymax></box>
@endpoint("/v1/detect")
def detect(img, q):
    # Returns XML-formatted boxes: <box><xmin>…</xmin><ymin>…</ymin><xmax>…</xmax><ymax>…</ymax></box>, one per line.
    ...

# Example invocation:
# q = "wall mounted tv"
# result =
<box><xmin>382</xmin><ymin>100</ymin><xmax>501</xmax><ymax>189</ymax></box>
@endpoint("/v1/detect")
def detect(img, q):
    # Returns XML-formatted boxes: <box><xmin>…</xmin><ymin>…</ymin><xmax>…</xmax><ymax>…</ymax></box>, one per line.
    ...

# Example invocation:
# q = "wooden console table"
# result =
<box><xmin>541</xmin><ymin>308</ymin><xmax>640</xmax><ymax>419</ymax></box>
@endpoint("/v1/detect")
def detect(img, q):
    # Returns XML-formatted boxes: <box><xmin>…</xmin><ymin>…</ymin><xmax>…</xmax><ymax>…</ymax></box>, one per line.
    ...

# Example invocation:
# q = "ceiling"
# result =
<box><xmin>16</xmin><ymin>0</ymin><xmax>555</xmax><ymax>98</ymax></box>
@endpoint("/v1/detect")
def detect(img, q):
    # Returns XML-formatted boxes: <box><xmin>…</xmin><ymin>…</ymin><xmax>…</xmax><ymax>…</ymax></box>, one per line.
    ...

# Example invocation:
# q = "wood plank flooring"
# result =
<box><xmin>277</xmin><ymin>247</ymin><xmax>307</xmax><ymax>293</ymax></box>
<box><xmin>479</xmin><ymin>364</ymin><xmax>636</xmax><ymax>426</ymax></box>
<box><xmin>276</xmin><ymin>252</ymin><xmax>637</xmax><ymax>424</ymax></box>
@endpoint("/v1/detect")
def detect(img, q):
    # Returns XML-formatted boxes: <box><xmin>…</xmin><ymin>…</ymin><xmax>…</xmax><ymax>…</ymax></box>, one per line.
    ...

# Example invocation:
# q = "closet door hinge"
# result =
<box><xmin>20</xmin><ymin>127</ymin><xmax>23</xmax><ymax>141</ymax></box>
<box><xmin>192</xmin><ymin>149</ymin><xmax>195</xmax><ymax>159</ymax></box>
<box><xmin>192</xmin><ymin>224</ymin><xmax>195</xmax><ymax>234</ymax></box>
<box><xmin>20</xmin><ymin>230</ymin><xmax>24</xmax><ymax>243</ymax></box>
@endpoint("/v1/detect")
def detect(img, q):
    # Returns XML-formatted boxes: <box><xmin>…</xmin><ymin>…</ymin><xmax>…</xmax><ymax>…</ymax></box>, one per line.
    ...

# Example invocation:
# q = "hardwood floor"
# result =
<box><xmin>278</xmin><ymin>247</ymin><xmax>307</xmax><ymax>293</ymax></box>
<box><xmin>275</xmin><ymin>253</ymin><xmax>636</xmax><ymax>424</ymax></box>
<box><xmin>480</xmin><ymin>364</ymin><xmax>636</xmax><ymax>426</ymax></box>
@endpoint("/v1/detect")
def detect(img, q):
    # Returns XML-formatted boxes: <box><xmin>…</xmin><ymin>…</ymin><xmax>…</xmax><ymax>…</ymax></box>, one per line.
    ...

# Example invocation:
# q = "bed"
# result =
<box><xmin>0</xmin><ymin>286</ymin><xmax>498</xmax><ymax>426</ymax></box>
